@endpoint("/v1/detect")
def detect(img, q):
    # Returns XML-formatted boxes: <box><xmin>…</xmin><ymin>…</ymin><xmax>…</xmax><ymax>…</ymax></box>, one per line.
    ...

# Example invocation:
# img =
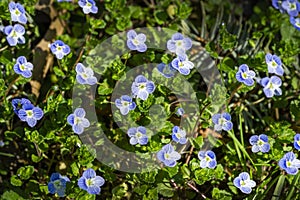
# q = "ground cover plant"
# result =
<box><xmin>0</xmin><ymin>0</ymin><xmax>300</xmax><ymax>199</ymax></box>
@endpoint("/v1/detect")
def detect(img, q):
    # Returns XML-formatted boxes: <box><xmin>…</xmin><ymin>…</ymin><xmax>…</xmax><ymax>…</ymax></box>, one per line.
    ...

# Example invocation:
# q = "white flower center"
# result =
<box><xmin>133</xmin><ymin>38</ymin><xmax>140</xmax><ymax>45</ymax></box>
<box><xmin>74</xmin><ymin>117</ymin><xmax>82</xmax><ymax>125</ymax></box>
<box><xmin>164</xmin><ymin>153</ymin><xmax>170</xmax><ymax>160</ymax></box>
<box><xmin>20</xmin><ymin>64</ymin><xmax>26</xmax><ymax>71</ymax></box>
<box><xmin>286</xmin><ymin>161</ymin><xmax>292</xmax><ymax>167</ymax></box>
<box><xmin>257</xmin><ymin>139</ymin><xmax>264</xmax><ymax>146</ymax></box>
<box><xmin>53</xmin><ymin>179</ymin><xmax>63</xmax><ymax>189</ymax></box>
<box><xmin>176</xmin><ymin>133</ymin><xmax>182</xmax><ymax>139</ymax></box>
<box><xmin>240</xmin><ymin>180</ymin><xmax>246</xmax><ymax>186</ymax></box>
<box><xmin>205</xmin><ymin>156</ymin><xmax>211</xmax><ymax>162</ymax></box>
<box><xmin>85</xmin><ymin>178</ymin><xmax>94</xmax><ymax>187</ymax></box>
<box><xmin>57</xmin><ymin>46</ymin><xmax>62</xmax><ymax>51</ymax></box>
<box><xmin>242</xmin><ymin>72</ymin><xmax>248</xmax><ymax>79</ymax></box>
<box><xmin>297</xmin><ymin>140</ymin><xmax>300</xmax><ymax>146</ymax></box>
<box><xmin>14</xmin><ymin>9</ymin><xmax>21</xmax><ymax>16</ymax></box>
<box><xmin>271</xmin><ymin>60</ymin><xmax>277</xmax><ymax>68</ymax></box>
<box><xmin>289</xmin><ymin>2</ymin><xmax>296</xmax><ymax>9</ymax></box>
<box><xmin>136</xmin><ymin>132</ymin><xmax>142</xmax><ymax>138</ymax></box>
<box><xmin>11</xmin><ymin>30</ymin><xmax>18</xmax><ymax>38</ymax></box>
<box><xmin>176</xmin><ymin>40</ymin><xmax>183</xmax><ymax>47</ymax></box>
<box><xmin>26</xmin><ymin>110</ymin><xmax>33</xmax><ymax>117</ymax></box>
<box><xmin>138</xmin><ymin>83</ymin><xmax>146</xmax><ymax>90</ymax></box>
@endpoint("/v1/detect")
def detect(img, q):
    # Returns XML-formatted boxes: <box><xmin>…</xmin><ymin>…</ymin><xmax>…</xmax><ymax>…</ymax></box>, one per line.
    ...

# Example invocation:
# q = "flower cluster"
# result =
<box><xmin>272</xmin><ymin>0</ymin><xmax>300</xmax><ymax>30</ymax></box>
<box><xmin>236</xmin><ymin>53</ymin><xmax>283</xmax><ymax>98</ymax></box>
<box><xmin>48</xmin><ymin>168</ymin><xmax>105</xmax><ymax>196</ymax></box>
<box><xmin>12</xmin><ymin>98</ymin><xmax>44</xmax><ymax>127</ymax></box>
<box><xmin>4</xmin><ymin>2</ymin><xmax>27</xmax><ymax>46</ymax></box>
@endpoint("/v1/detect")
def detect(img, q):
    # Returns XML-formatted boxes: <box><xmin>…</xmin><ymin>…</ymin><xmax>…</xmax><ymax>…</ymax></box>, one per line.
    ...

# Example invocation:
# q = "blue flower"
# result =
<box><xmin>78</xmin><ymin>168</ymin><xmax>105</xmax><ymax>195</ymax></box>
<box><xmin>282</xmin><ymin>0</ymin><xmax>300</xmax><ymax>17</ymax></box>
<box><xmin>290</xmin><ymin>16</ymin><xmax>300</xmax><ymax>30</ymax></box>
<box><xmin>171</xmin><ymin>54</ymin><xmax>194</xmax><ymax>75</ymax></box>
<box><xmin>0</xmin><ymin>140</ymin><xmax>5</xmax><ymax>147</ymax></box>
<box><xmin>233</xmin><ymin>172</ymin><xmax>256</xmax><ymax>194</ymax></box>
<box><xmin>157</xmin><ymin>63</ymin><xmax>176</xmax><ymax>78</ymax></box>
<box><xmin>115</xmin><ymin>95</ymin><xmax>136</xmax><ymax>115</ymax></box>
<box><xmin>265</xmin><ymin>53</ymin><xmax>284</xmax><ymax>76</ymax></box>
<box><xmin>167</xmin><ymin>33</ymin><xmax>192</xmax><ymax>56</ymax></box>
<box><xmin>260</xmin><ymin>76</ymin><xmax>282</xmax><ymax>98</ymax></box>
<box><xmin>49</xmin><ymin>40</ymin><xmax>70</xmax><ymax>59</ymax></box>
<box><xmin>212</xmin><ymin>112</ymin><xmax>233</xmax><ymax>131</ymax></box>
<box><xmin>12</xmin><ymin>98</ymin><xmax>31</xmax><ymax>114</ymax></box>
<box><xmin>78</xmin><ymin>0</ymin><xmax>98</xmax><ymax>14</ymax></box>
<box><xmin>278</xmin><ymin>152</ymin><xmax>300</xmax><ymax>175</ymax></box>
<box><xmin>9</xmin><ymin>2</ymin><xmax>27</xmax><ymax>24</ymax></box>
<box><xmin>294</xmin><ymin>133</ymin><xmax>300</xmax><ymax>150</ymax></box>
<box><xmin>75</xmin><ymin>63</ymin><xmax>97</xmax><ymax>85</ymax></box>
<box><xmin>176</xmin><ymin>107</ymin><xmax>184</xmax><ymax>116</ymax></box>
<box><xmin>57</xmin><ymin>0</ymin><xmax>72</xmax><ymax>2</ymax></box>
<box><xmin>131</xmin><ymin>75</ymin><xmax>155</xmax><ymax>100</ymax></box>
<box><xmin>157</xmin><ymin>143</ymin><xmax>181</xmax><ymax>167</ymax></box>
<box><xmin>126</xmin><ymin>30</ymin><xmax>147</xmax><ymax>52</ymax></box>
<box><xmin>127</xmin><ymin>126</ymin><xmax>148</xmax><ymax>145</ymax></box>
<box><xmin>67</xmin><ymin>108</ymin><xmax>90</xmax><ymax>134</ymax></box>
<box><xmin>3</xmin><ymin>24</ymin><xmax>25</xmax><ymax>46</ymax></box>
<box><xmin>249</xmin><ymin>134</ymin><xmax>270</xmax><ymax>153</ymax></box>
<box><xmin>235</xmin><ymin>64</ymin><xmax>256</xmax><ymax>86</ymax></box>
<box><xmin>172</xmin><ymin>126</ymin><xmax>187</xmax><ymax>144</ymax></box>
<box><xmin>17</xmin><ymin>103</ymin><xmax>44</xmax><ymax>127</ymax></box>
<box><xmin>48</xmin><ymin>173</ymin><xmax>70</xmax><ymax>197</ymax></box>
<box><xmin>13</xmin><ymin>56</ymin><xmax>34</xmax><ymax>78</ymax></box>
<box><xmin>198</xmin><ymin>150</ymin><xmax>217</xmax><ymax>169</ymax></box>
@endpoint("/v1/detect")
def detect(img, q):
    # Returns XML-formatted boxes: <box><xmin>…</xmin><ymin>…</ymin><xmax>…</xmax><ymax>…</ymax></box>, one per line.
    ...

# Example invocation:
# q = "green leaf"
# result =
<box><xmin>17</xmin><ymin>165</ymin><xmax>34</xmax><ymax>180</ymax></box>
<box><xmin>133</xmin><ymin>185</ymin><xmax>148</xmax><ymax>195</ymax></box>
<box><xmin>1</xmin><ymin>190</ymin><xmax>25</xmax><ymax>200</ymax></box>
<box><xmin>144</xmin><ymin>188</ymin><xmax>158</xmax><ymax>200</ymax></box>
<box><xmin>10</xmin><ymin>175</ymin><xmax>23</xmax><ymax>187</ymax></box>
<box><xmin>157</xmin><ymin>183</ymin><xmax>174</xmax><ymax>197</ymax></box>
<box><xmin>98</xmin><ymin>79</ymin><xmax>113</xmax><ymax>95</ymax></box>
<box><xmin>53</xmin><ymin>66</ymin><xmax>65</xmax><ymax>77</ymax></box>
<box><xmin>31</xmin><ymin>154</ymin><xmax>43</xmax><ymax>163</ymax></box>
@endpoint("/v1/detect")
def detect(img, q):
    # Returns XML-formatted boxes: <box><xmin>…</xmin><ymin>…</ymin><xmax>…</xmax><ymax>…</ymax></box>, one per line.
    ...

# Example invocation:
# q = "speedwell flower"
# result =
<box><xmin>115</xmin><ymin>95</ymin><xmax>136</xmax><ymax>115</ymax></box>
<box><xmin>49</xmin><ymin>40</ymin><xmax>70</xmax><ymax>59</ymax></box>
<box><xmin>198</xmin><ymin>150</ymin><xmax>217</xmax><ymax>169</ymax></box>
<box><xmin>157</xmin><ymin>63</ymin><xmax>176</xmax><ymax>78</ymax></box>
<box><xmin>233</xmin><ymin>172</ymin><xmax>256</xmax><ymax>194</ymax></box>
<box><xmin>260</xmin><ymin>76</ymin><xmax>282</xmax><ymax>98</ymax></box>
<box><xmin>9</xmin><ymin>2</ymin><xmax>27</xmax><ymax>24</ymax></box>
<box><xmin>249</xmin><ymin>134</ymin><xmax>270</xmax><ymax>153</ymax></box>
<box><xmin>75</xmin><ymin>63</ymin><xmax>97</xmax><ymax>85</ymax></box>
<box><xmin>157</xmin><ymin>143</ymin><xmax>181</xmax><ymax>167</ymax></box>
<box><xmin>172</xmin><ymin>126</ymin><xmax>187</xmax><ymax>144</ymax></box>
<box><xmin>48</xmin><ymin>173</ymin><xmax>70</xmax><ymax>197</ymax></box>
<box><xmin>167</xmin><ymin>32</ymin><xmax>192</xmax><ymax>56</ymax></box>
<box><xmin>12</xmin><ymin>98</ymin><xmax>31</xmax><ymax>114</ymax></box>
<box><xmin>78</xmin><ymin>168</ymin><xmax>105</xmax><ymax>195</ymax></box>
<box><xmin>278</xmin><ymin>151</ymin><xmax>300</xmax><ymax>175</ymax></box>
<box><xmin>126</xmin><ymin>30</ymin><xmax>147</xmax><ymax>52</ymax></box>
<box><xmin>17</xmin><ymin>103</ymin><xmax>44</xmax><ymax>127</ymax></box>
<box><xmin>212</xmin><ymin>112</ymin><xmax>233</xmax><ymax>131</ymax></box>
<box><xmin>127</xmin><ymin>126</ymin><xmax>148</xmax><ymax>145</ymax></box>
<box><xmin>13</xmin><ymin>56</ymin><xmax>33</xmax><ymax>78</ymax></box>
<box><xmin>176</xmin><ymin>107</ymin><xmax>184</xmax><ymax>116</ymax></box>
<box><xmin>290</xmin><ymin>16</ymin><xmax>300</xmax><ymax>30</ymax></box>
<box><xmin>294</xmin><ymin>133</ymin><xmax>300</xmax><ymax>150</ymax></box>
<box><xmin>67</xmin><ymin>108</ymin><xmax>90</xmax><ymax>134</ymax></box>
<box><xmin>4</xmin><ymin>24</ymin><xmax>25</xmax><ymax>46</ymax></box>
<box><xmin>171</xmin><ymin>54</ymin><xmax>194</xmax><ymax>75</ymax></box>
<box><xmin>235</xmin><ymin>64</ymin><xmax>256</xmax><ymax>86</ymax></box>
<box><xmin>281</xmin><ymin>0</ymin><xmax>300</xmax><ymax>17</ymax></box>
<box><xmin>265</xmin><ymin>53</ymin><xmax>284</xmax><ymax>76</ymax></box>
<box><xmin>131</xmin><ymin>75</ymin><xmax>155</xmax><ymax>100</ymax></box>
<box><xmin>78</xmin><ymin>0</ymin><xmax>98</xmax><ymax>14</ymax></box>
